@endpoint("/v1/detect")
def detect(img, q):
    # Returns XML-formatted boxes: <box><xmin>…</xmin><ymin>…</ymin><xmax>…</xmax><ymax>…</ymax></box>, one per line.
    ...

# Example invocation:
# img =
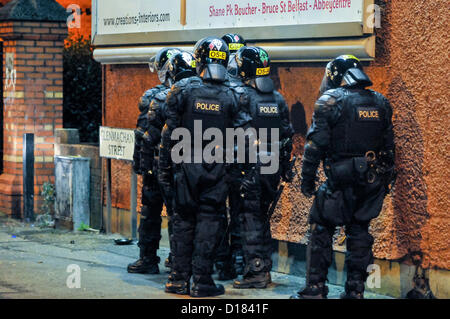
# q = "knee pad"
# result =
<box><xmin>310</xmin><ymin>224</ymin><xmax>334</xmax><ymax>250</ymax></box>
<box><xmin>308</xmin><ymin>224</ymin><xmax>334</xmax><ymax>279</ymax></box>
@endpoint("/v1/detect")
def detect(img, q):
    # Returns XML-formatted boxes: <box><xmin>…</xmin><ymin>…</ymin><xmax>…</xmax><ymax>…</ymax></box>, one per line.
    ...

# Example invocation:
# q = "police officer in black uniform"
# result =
<box><xmin>159</xmin><ymin>37</ymin><xmax>251</xmax><ymax>297</ymax></box>
<box><xmin>231</xmin><ymin>46</ymin><xmax>294</xmax><ymax>289</ymax></box>
<box><xmin>222</xmin><ymin>33</ymin><xmax>246</xmax><ymax>79</ymax></box>
<box><xmin>141</xmin><ymin>51</ymin><xmax>197</xmax><ymax>272</ymax></box>
<box><xmin>213</xmin><ymin>33</ymin><xmax>248</xmax><ymax>280</ymax></box>
<box><xmin>128</xmin><ymin>47</ymin><xmax>180</xmax><ymax>274</ymax></box>
<box><xmin>292</xmin><ymin>55</ymin><xmax>395</xmax><ymax>299</ymax></box>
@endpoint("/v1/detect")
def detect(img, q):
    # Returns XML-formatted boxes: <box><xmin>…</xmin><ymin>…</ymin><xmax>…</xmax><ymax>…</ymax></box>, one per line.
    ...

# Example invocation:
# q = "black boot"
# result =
<box><xmin>233</xmin><ymin>271</ymin><xmax>271</xmax><ymax>289</ymax></box>
<box><xmin>165</xmin><ymin>271</ymin><xmax>190</xmax><ymax>295</ymax></box>
<box><xmin>340</xmin><ymin>280</ymin><xmax>365</xmax><ymax>299</ymax></box>
<box><xmin>190</xmin><ymin>275</ymin><xmax>225</xmax><ymax>297</ymax></box>
<box><xmin>216</xmin><ymin>261</ymin><xmax>237</xmax><ymax>281</ymax></box>
<box><xmin>127</xmin><ymin>255</ymin><xmax>160</xmax><ymax>274</ymax></box>
<box><xmin>290</xmin><ymin>282</ymin><xmax>328</xmax><ymax>299</ymax></box>
<box><xmin>233</xmin><ymin>258</ymin><xmax>271</xmax><ymax>289</ymax></box>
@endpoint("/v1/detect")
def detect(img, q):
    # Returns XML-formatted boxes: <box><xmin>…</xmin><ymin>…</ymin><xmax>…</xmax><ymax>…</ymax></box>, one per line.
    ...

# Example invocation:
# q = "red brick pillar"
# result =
<box><xmin>0</xmin><ymin>1</ymin><xmax>68</xmax><ymax>217</ymax></box>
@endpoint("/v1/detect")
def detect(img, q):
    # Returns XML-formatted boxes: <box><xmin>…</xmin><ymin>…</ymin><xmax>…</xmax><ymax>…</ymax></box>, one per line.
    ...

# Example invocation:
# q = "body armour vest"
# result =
<box><xmin>137</xmin><ymin>84</ymin><xmax>166</xmax><ymax>131</ymax></box>
<box><xmin>329</xmin><ymin>88</ymin><xmax>386</xmax><ymax>159</ymax></box>
<box><xmin>180</xmin><ymin>77</ymin><xmax>235</xmax><ymax>153</ymax></box>
<box><xmin>150</xmin><ymin>88</ymin><xmax>170</xmax><ymax>129</ymax></box>
<box><xmin>246</xmin><ymin>87</ymin><xmax>282</xmax><ymax>152</ymax></box>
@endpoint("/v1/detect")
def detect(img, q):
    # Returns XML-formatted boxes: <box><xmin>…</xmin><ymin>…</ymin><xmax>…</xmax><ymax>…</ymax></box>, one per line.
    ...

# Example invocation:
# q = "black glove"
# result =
<box><xmin>160</xmin><ymin>184</ymin><xmax>174</xmax><ymax>214</ymax></box>
<box><xmin>301</xmin><ymin>177</ymin><xmax>316</xmax><ymax>198</ymax></box>
<box><xmin>158</xmin><ymin>166</ymin><xmax>171</xmax><ymax>188</ymax></box>
<box><xmin>140</xmin><ymin>133</ymin><xmax>155</xmax><ymax>175</ymax></box>
<box><xmin>383</xmin><ymin>169</ymin><xmax>397</xmax><ymax>195</ymax></box>
<box><xmin>281</xmin><ymin>160</ymin><xmax>295</xmax><ymax>182</ymax></box>
<box><xmin>132</xmin><ymin>156</ymin><xmax>141</xmax><ymax>175</ymax></box>
<box><xmin>132</xmin><ymin>129</ymin><xmax>145</xmax><ymax>174</ymax></box>
<box><xmin>239</xmin><ymin>166</ymin><xmax>260</xmax><ymax>199</ymax></box>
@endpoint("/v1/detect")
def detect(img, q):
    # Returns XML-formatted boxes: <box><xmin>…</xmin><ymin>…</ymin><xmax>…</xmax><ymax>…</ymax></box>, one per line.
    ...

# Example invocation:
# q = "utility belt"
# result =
<box><xmin>325</xmin><ymin>151</ymin><xmax>379</xmax><ymax>186</ymax></box>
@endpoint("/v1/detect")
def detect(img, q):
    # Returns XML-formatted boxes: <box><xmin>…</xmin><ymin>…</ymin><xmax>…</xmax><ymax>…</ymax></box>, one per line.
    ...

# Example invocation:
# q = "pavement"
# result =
<box><xmin>0</xmin><ymin>215</ymin><xmax>391</xmax><ymax>299</ymax></box>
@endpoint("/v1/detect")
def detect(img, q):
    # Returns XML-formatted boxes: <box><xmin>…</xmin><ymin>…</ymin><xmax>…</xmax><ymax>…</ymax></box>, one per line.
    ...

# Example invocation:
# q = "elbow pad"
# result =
<box><xmin>302</xmin><ymin>140</ymin><xmax>322</xmax><ymax>178</ymax></box>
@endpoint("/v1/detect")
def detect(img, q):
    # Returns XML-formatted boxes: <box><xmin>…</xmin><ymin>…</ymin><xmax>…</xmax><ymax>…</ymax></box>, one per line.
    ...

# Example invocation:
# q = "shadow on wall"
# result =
<box><xmin>290</xmin><ymin>101</ymin><xmax>308</xmax><ymax>136</ymax></box>
<box><xmin>390</xmin><ymin>76</ymin><xmax>429</xmax><ymax>261</ymax></box>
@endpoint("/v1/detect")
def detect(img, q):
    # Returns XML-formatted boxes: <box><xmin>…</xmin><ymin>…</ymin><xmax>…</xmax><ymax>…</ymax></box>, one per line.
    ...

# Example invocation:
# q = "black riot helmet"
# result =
<box><xmin>193</xmin><ymin>37</ymin><xmax>230</xmax><ymax>82</ymax></box>
<box><xmin>318</xmin><ymin>61</ymin><xmax>334</xmax><ymax>96</ymax></box>
<box><xmin>323</xmin><ymin>55</ymin><xmax>372</xmax><ymax>90</ymax></box>
<box><xmin>167</xmin><ymin>51</ymin><xmax>197</xmax><ymax>83</ymax></box>
<box><xmin>149</xmin><ymin>47</ymin><xmax>181</xmax><ymax>84</ymax></box>
<box><xmin>221</xmin><ymin>33</ymin><xmax>246</xmax><ymax>53</ymax></box>
<box><xmin>235</xmin><ymin>46</ymin><xmax>273</xmax><ymax>92</ymax></box>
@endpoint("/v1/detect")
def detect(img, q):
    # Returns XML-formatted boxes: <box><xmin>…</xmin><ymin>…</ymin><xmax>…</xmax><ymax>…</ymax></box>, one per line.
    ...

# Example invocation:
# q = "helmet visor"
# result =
<box><xmin>148</xmin><ymin>55</ymin><xmax>157</xmax><ymax>73</ymax></box>
<box><xmin>319</xmin><ymin>66</ymin><xmax>333</xmax><ymax>96</ymax></box>
<box><xmin>227</xmin><ymin>53</ymin><xmax>238</xmax><ymax>76</ymax></box>
<box><xmin>157</xmin><ymin>59</ymin><xmax>171</xmax><ymax>84</ymax></box>
<box><xmin>204</xmin><ymin>63</ymin><xmax>227</xmax><ymax>82</ymax></box>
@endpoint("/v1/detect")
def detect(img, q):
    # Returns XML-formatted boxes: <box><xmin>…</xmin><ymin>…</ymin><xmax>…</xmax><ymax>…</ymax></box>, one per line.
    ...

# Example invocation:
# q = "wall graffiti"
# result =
<box><xmin>3</xmin><ymin>52</ymin><xmax>16</xmax><ymax>106</ymax></box>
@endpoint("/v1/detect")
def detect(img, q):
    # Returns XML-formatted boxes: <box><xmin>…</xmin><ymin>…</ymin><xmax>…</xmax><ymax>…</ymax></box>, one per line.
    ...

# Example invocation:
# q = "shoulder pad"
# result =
<box><xmin>154</xmin><ymin>88</ymin><xmax>169</xmax><ymax>102</ymax></box>
<box><xmin>138</xmin><ymin>92</ymin><xmax>151</xmax><ymax>112</ymax></box>
<box><xmin>314</xmin><ymin>92</ymin><xmax>340</xmax><ymax>114</ymax></box>
<box><xmin>273</xmin><ymin>90</ymin><xmax>285</xmax><ymax>101</ymax></box>
<box><xmin>231</xmin><ymin>85</ymin><xmax>247</xmax><ymax>95</ymax></box>
<box><xmin>370</xmin><ymin>90</ymin><xmax>391</xmax><ymax>110</ymax></box>
<box><xmin>316</xmin><ymin>93</ymin><xmax>338</xmax><ymax>107</ymax></box>
<box><xmin>274</xmin><ymin>91</ymin><xmax>289</xmax><ymax>109</ymax></box>
<box><xmin>231</xmin><ymin>85</ymin><xmax>249</xmax><ymax>105</ymax></box>
<box><xmin>176</xmin><ymin>75</ymin><xmax>202</xmax><ymax>88</ymax></box>
<box><xmin>225</xmin><ymin>76</ymin><xmax>244</xmax><ymax>88</ymax></box>
<box><xmin>321</xmin><ymin>88</ymin><xmax>344</xmax><ymax>99</ymax></box>
<box><xmin>144</xmin><ymin>85</ymin><xmax>165</xmax><ymax>99</ymax></box>
<box><xmin>368</xmin><ymin>89</ymin><xmax>385</xmax><ymax>100</ymax></box>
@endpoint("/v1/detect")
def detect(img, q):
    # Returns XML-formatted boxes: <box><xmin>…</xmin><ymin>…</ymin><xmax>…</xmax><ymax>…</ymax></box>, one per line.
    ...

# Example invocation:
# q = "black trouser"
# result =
<box><xmin>138</xmin><ymin>173</ymin><xmax>164</xmax><ymax>259</ymax></box>
<box><xmin>240</xmin><ymin>170</ymin><xmax>280</xmax><ymax>273</ymax></box>
<box><xmin>215</xmin><ymin>176</ymin><xmax>243</xmax><ymax>265</ymax></box>
<box><xmin>307</xmin><ymin>179</ymin><xmax>385</xmax><ymax>286</ymax></box>
<box><xmin>307</xmin><ymin>221</ymin><xmax>374</xmax><ymax>285</ymax></box>
<box><xmin>171</xmin><ymin>163</ymin><xmax>228</xmax><ymax>280</ymax></box>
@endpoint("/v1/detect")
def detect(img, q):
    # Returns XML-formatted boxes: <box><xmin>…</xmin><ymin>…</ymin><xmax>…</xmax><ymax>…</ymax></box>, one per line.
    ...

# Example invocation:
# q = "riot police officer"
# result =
<box><xmin>222</xmin><ymin>33</ymin><xmax>246</xmax><ymax>79</ymax></box>
<box><xmin>212</xmin><ymin>33</ymin><xmax>248</xmax><ymax>280</ymax></box>
<box><xmin>232</xmin><ymin>46</ymin><xmax>294</xmax><ymax>289</ymax></box>
<box><xmin>128</xmin><ymin>47</ymin><xmax>180</xmax><ymax>274</ymax></box>
<box><xmin>141</xmin><ymin>51</ymin><xmax>197</xmax><ymax>272</ymax></box>
<box><xmin>159</xmin><ymin>37</ymin><xmax>251</xmax><ymax>297</ymax></box>
<box><xmin>292</xmin><ymin>55</ymin><xmax>395</xmax><ymax>299</ymax></box>
<box><xmin>318</xmin><ymin>61</ymin><xmax>334</xmax><ymax>97</ymax></box>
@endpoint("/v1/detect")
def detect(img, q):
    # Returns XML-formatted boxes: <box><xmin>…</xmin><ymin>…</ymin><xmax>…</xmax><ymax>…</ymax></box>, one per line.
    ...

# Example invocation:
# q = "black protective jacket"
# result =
<box><xmin>302</xmin><ymin>85</ymin><xmax>395</xmax><ymax>187</ymax></box>
<box><xmin>158</xmin><ymin>75</ymin><xmax>251</xmax><ymax>209</ymax></box>
<box><xmin>232</xmin><ymin>80</ymin><xmax>294</xmax><ymax>173</ymax></box>
<box><xmin>133</xmin><ymin>84</ymin><xmax>167</xmax><ymax>174</ymax></box>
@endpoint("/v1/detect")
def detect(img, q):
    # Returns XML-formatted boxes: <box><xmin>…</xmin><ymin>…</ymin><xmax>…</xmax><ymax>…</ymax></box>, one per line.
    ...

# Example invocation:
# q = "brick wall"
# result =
<box><xmin>0</xmin><ymin>20</ymin><xmax>67</xmax><ymax>217</ymax></box>
<box><xmin>0</xmin><ymin>0</ymin><xmax>92</xmax><ymax>40</ymax></box>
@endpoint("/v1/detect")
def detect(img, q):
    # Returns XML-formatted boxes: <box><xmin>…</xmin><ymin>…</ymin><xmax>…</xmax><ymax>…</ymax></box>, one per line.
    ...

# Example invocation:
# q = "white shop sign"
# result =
<box><xmin>93</xmin><ymin>0</ymin><xmax>371</xmax><ymax>45</ymax></box>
